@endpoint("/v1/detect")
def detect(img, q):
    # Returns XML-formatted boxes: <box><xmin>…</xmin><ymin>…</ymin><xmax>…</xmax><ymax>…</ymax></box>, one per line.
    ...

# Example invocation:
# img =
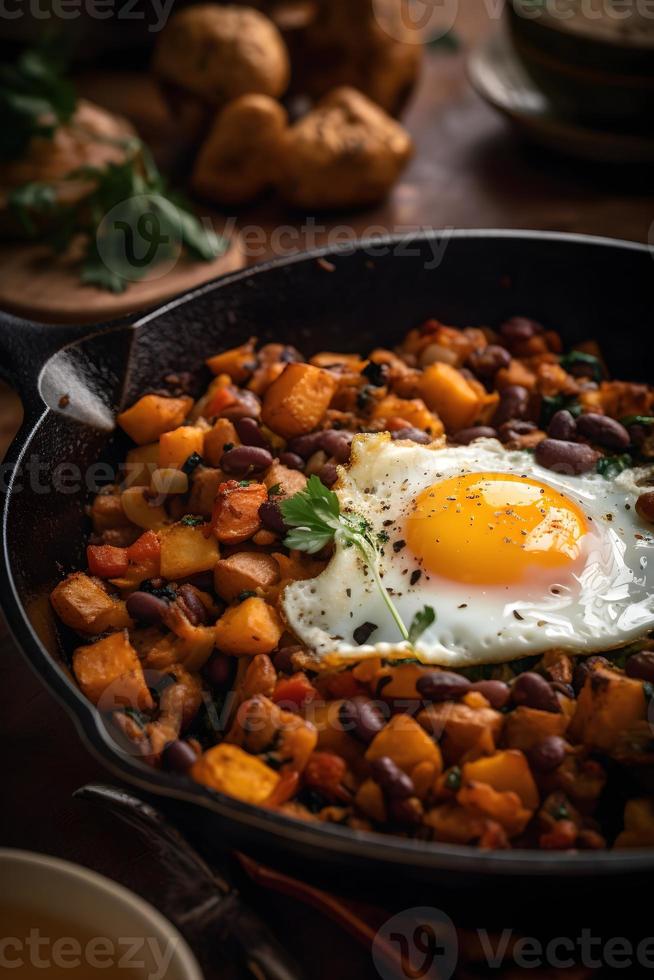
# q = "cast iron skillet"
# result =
<box><xmin>2</xmin><ymin>231</ymin><xmax>654</xmax><ymax>922</ymax></box>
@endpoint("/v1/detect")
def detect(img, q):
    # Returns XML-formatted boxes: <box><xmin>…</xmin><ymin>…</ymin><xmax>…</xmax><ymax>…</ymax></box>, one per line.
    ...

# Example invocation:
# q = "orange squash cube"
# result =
<box><xmin>262</xmin><ymin>363</ymin><xmax>337</xmax><ymax>438</ymax></box>
<box><xmin>117</xmin><ymin>395</ymin><xmax>193</xmax><ymax>445</ymax></box>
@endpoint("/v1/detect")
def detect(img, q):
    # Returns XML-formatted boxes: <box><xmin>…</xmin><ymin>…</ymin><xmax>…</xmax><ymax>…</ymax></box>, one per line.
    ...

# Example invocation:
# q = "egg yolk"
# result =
<box><xmin>406</xmin><ymin>472</ymin><xmax>588</xmax><ymax>586</ymax></box>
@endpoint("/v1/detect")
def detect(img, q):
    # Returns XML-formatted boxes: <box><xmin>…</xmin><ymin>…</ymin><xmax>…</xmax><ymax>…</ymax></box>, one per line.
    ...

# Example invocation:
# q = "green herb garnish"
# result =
<box><xmin>180</xmin><ymin>514</ymin><xmax>204</xmax><ymax>527</ymax></box>
<box><xmin>620</xmin><ymin>416</ymin><xmax>654</xmax><ymax>428</ymax></box>
<box><xmin>238</xmin><ymin>590</ymin><xmax>257</xmax><ymax>603</ymax></box>
<box><xmin>560</xmin><ymin>350</ymin><xmax>603</xmax><ymax>383</ymax></box>
<box><xmin>409</xmin><ymin>606</ymin><xmax>436</xmax><ymax>644</ymax></box>
<box><xmin>0</xmin><ymin>44</ymin><xmax>75</xmax><ymax>162</ymax></box>
<box><xmin>597</xmin><ymin>453</ymin><xmax>632</xmax><ymax>479</ymax></box>
<box><xmin>540</xmin><ymin>394</ymin><xmax>582</xmax><ymax>428</ymax></box>
<box><xmin>281</xmin><ymin>475</ymin><xmax>429</xmax><ymax>643</ymax></box>
<box><xmin>445</xmin><ymin>766</ymin><xmax>462</xmax><ymax>791</ymax></box>
<box><xmin>268</xmin><ymin>483</ymin><xmax>283</xmax><ymax>497</ymax></box>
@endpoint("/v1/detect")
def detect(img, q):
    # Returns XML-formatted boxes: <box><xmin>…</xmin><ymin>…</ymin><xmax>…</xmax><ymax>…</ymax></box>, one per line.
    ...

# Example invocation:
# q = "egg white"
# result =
<box><xmin>282</xmin><ymin>434</ymin><xmax>654</xmax><ymax>667</ymax></box>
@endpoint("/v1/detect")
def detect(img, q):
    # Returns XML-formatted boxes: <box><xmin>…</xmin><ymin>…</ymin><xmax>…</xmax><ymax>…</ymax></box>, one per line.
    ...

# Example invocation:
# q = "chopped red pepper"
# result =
<box><xmin>273</xmin><ymin>672</ymin><xmax>319</xmax><ymax>708</ymax></box>
<box><xmin>127</xmin><ymin>530</ymin><xmax>161</xmax><ymax>564</ymax></box>
<box><xmin>87</xmin><ymin>544</ymin><xmax>128</xmax><ymax>578</ymax></box>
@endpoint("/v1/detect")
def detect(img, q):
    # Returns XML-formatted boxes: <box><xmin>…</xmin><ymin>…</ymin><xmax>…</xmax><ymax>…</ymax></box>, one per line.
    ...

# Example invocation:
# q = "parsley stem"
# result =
<box><xmin>351</xmin><ymin>535</ymin><xmax>409</xmax><ymax>644</ymax></box>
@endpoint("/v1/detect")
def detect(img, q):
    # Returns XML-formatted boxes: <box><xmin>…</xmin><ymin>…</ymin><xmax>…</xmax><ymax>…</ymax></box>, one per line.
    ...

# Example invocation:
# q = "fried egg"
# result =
<box><xmin>282</xmin><ymin>434</ymin><xmax>654</xmax><ymax>666</ymax></box>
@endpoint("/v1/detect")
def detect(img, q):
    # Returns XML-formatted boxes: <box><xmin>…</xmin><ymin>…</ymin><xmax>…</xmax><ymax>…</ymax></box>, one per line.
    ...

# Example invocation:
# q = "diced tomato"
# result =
<box><xmin>87</xmin><ymin>544</ymin><xmax>128</xmax><ymax>578</ymax></box>
<box><xmin>273</xmin><ymin>672</ymin><xmax>318</xmax><ymax>708</ymax></box>
<box><xmin>127</xmin><ymin>530</ymin><xmax>161</xmax><ymax>564</ymax></box>
<box><xmin>205</xmin><ymin>386</ymin><xmax>236</xmax><ymax>417</ymax></box>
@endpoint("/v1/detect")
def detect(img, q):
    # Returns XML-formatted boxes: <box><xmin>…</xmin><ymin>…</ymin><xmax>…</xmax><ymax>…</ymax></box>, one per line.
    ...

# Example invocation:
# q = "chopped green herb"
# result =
<box><xmin>551</xmin><ymin>801</ymin><xmax>570</xmax><ymax>821</ymax></box>
<box><xmin>180</xmin><ymin>514</ymin><xmax>204</xmax><ymax>527</ymax></box>
<box><xmin>182</xmin><ymin>452</ymin><xmax>204</xmax><ymax>475</ymax></box>
<box><xmin>620</xmin><ymin>416</ymin><xmax>654</xmax><ymax>428</ymax></box>
<box><xmin>540</xmin><ymin>394</ymin><xmax>582</xmax><ymax>427</ymax></box>
<box><xmin>560</xmin><ymin>350</ymin><xmax>603</xmax><ymax>383</ymax></box>
<box><xmin>597</xmin><ymin>454</ymin><xmax>632</xmax><ymax>479</ymax></box>
<box><xmin>222</xmin><ymin>442</ymin><xmax>234</xmax><ymax>453</ymax></box>
<box><xmin>445</xmin><ymin>767</ymin><xmax>462</xmax><ymax>791</ymax></box>
<box><xmin>238</xmin><ymin>590</ymin><xmax>257</xmax><ymax>603</ymax></box>
<box><xmin>268</xmin><ymin>483</ymin><xmax>283</xmax><ymax>497</ymax></box>
<box><xmin>408</xmin><ymin>606</ymin><xmax>436</xmax><ymax>645</ymax></box>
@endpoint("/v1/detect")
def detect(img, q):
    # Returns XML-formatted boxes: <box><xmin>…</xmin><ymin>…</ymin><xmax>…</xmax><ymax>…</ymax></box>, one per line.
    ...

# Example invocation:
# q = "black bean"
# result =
<box><xmin>636</xmin><ymin>491</ymin><xmax>654</xmax><ymax>524</ymax></box>
<box><xmin>234</xmin><ymin>417</ymin><xmax>270</xmax><ymax>449</ymax></box>
<box><xmin>467</xmin><ymin>345</ymin><xmax>511</xmax><ymax>379</ymax></box>
<box><xmin>258</xmin><ymin>499</ymin><xmax>286</xmax><ymax>535</ymax></box>
<box><xmin>535</xmin><ymin>439</ymin><xmax>599</xmax><ymax>475</ymax></box>
<box><xmin>390</xmin><ymin>428</ymin><xmax>432</xmax><ymax>444</ymax></box>
<box><xmin>162</xmin><ymin>739</ymin><xmax>197</xmax><ymax>773</ymax></box>
<box><xmin>452</xmin><ymin>426</ymin><xmax>498</xmax><ymax>445</ymax></box>
<box><xmin>528</xmin><ymin>736</ymin><xmax>567</xmax><ymax>772</ymax></box>
<box><xmin>219</xmin><ymin>390</ymin><xmax>261</xmax><ymax>421</ymax></box>
<box><xmin>286</xmin><ymin>432</ymin><xmax>325</xmax><ymax>459</ymax></box>
<box><xmin>493</xmin><ymin>385</ymin><xmax>530</xmax><ymax>426</ymax></box>
<box><xmin>370</xmin><ymin>756</ymin><xmax>415</xmax><ymax>799</ymax></box>
<box><xmin>416</xmin><ymin>671</ymin><xmax>471</xmax><ymax>702</ymax></box>
<box><xmin>126</xmin><ymin>590</ymin><xmax>168</xmax><ymax>624</ymax></box>
<box><xmin>205</xmin><ymin>652</ymin><xmax>235</xmax><ymax>690</ymax></box>
<box><xmin>177</xmin><ymin>584</ymin><xmax>208</xmax><ymax>625</ymax></box>
<box><xmin>625</xmin><ymin>651</ymin><xmax>654</xmax><ymax>683</ymax></box>
<box><xmin>468</xmin><ymin>679</ymin><xmax>510</xmax><ymax>710</ymax></box>
<box><xmin>548</xmin><ymin>409</ymin><xmax>577</xmax><ymax>441</ymax></box>
<box><xmin>319</xmin><ymin>462</ymin><xmax>339</xmax><ymax>487</ymax></box>
<box><xmin>576</xmin><ymin>413</ymin><xmax>630</xmax><ymax>451</ymax></box>
<box><xmin>500</xmin><ymin>317</ymin><xmax>543</xmax><ymax>343</ymax></box>
<box><xmin>320</xmin><ymin>429</ymin><xmax>353</xmax><ymax>463</ymax></box>
<box><xmin>499</xmin><ymin>420</ymin><xmax>537</xmax><ymax>444</ymax></box>
<box><xmin>279</xmin><ymin>452</ymin><xmax>305</xmax><ymax>470</ymax></box>
<box><xmin>511</xmin><ymin>672</ymin><xmax>560</xmax><ymax>713</ymax></box>
<box><xmin>221</xmin><ymin>446</ymin><xmax>273</xmax><ymax>476</ymax></box>
<box><xmin>339</xmin><ymin>697</ymin><xmax>384</xmax><ymax>744</ymax></box>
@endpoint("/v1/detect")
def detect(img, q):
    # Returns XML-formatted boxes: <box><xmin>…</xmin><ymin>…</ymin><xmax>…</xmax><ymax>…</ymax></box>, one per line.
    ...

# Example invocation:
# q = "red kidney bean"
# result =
<box><xmin>279</xmin><ymin>452</ymin><xmax>305</xmax><ymax>470</ymax></box>
<box><xmin>339</xmin><ymin>697</ymin><xmax>385</xmax><ymax>744</ymax></box>
<box><xmin>511</xmin><ymin>672</ymin><xmax>561</xmax><ymax>713</ymax></box>
<box><xmin>370</xmin><ymin>756</ymin><xmax>415</xmax><ymax>799</ymax></box>
<box><xmin>220</xmin><ymin>390</ymin><xmax>261</xmax><ymax>421</ymax></box>
<box><xmin>576</xmin><ymin>413</ymin><xmax>630</xmax><ymax>451</ymax></box>
<box><xmin>286</xmin><ymin>431</ymin><xmax>325</xmax><ymax>459</ymax></box>
<box><xmin>572</xmin><ymin>655</ymin><xmax>609</xmax><ymax>694</ymax></box>
<box><xmin>636</xmin><ymin>491</ymin><xmax>654</xmax><ymax>524</ymax></box>
<box><xmin>628</xmin><ymin>423</ymin><xmax>649</xmax><ymax>448</ymax></box>
<box><xmin>234</xmin><ymin>417</ymin><xmax>270</xmax><ymax>449</ymax></box>
<box><xmin>391</xmin><ymin>428</ymin><xmax>432</xmax><ymax>444</ymax></box>
<box><xmin>320</xmin><ymin>429</ymin><xmax>353</xmax><ymax>463</ymax></box>
<box><xmin>186</xmin><ymin>570</ymin><xmax>214</xmax><ymax>591</ymax></box>
<box><xmin>452</xmin><ymin>426</ymin><xmax>498</xmax><ymax>445</ymax></box>
<box><xmin>468</xmin><ymin>679</ymin><xmax>511</xmax><ymax>710</ymax></box>
<box><xmin>319</xmin><ymin>462</ymin><xmax>339</xmax><ymax>487</ymax></box>
<box><xmin>499</xmin><ymin>419</ymin><xmax>537</xmax><ymax>444</ymax></box>
<box><xmin>176</xmin><ymin>584</ymin><xmax>208</xmax><ymax>626</ymax></box>
<box><xmin>273</xmin><ymin>645</ymin><xmax>302</xmax><ymax>674</ymax></box>
<box><xmin>625</xmin><ymin>651</ymin><xmax>654</xmax><ymax>683</ymax></box>
<box><xmin>389</xmin><ymin>797</ymin><xmax>423</xmax><ymax>826</ymax></box>
<box><xmin>493</xmin><ymin>385</ymin><xmax>530</xmax><ymax>426</ymax></box>
<box><xmin>467</xmin><ymin>345</ymin><xmax>511</xmax><ymax>379</ymax></box>
<box><xmin>500</xmin><ymin>317</ymin><xmax>543</xmax><ymax>343</ymax></box>
<box><xmin>205</xmin><ymin>652</ymin><xmax>235</xmax><ymax>689</ymax></box>
<box><xmin>221</xmin><ymin>446</ymin><xmax>273</xmax><ymax>476</ymax></box>
<box><xmin>416</xmin><ymin>671</ymin><xmax>471</xmax><ymax>702</ymax></box>
<box><xmin>126</xmin><ymin>590</ymin><xmax>168</xmax><ymax>624</ymax></box>
<box><xmin>258</xmin><ymin>499</ymin><xmax>286</xmax><ymax>535</ymax></box>
<box><xmin>162</xmin><ymin>739</ymin><xmax>197</xmax><ymax>773</ymax></box>
<box><xmin>535</xmin><ymin>439</ymin><xmax>599</xmax><ymax>475</ymax></box>
<box><xmin>548</xmin><ymin>409</ymin><xmax>577</xmax><ymax>441</ymax></box>
<box><xmin>528</xmin><ymin>736</ymin><xmax>567</xmax><ymax>772</ymax></box>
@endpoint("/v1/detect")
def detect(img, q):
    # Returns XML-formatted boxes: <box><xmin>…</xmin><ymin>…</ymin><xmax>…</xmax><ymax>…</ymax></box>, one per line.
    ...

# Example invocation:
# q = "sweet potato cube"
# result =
<box><xmin>206</xmin><ymin>340</ymin><xmax>256</xmax><ymax>383</ymax></box>
<box><xmin>419</xmin><ymin>362</ymin><xmax>481</xmax><ymax>432</ymax></box>
<box><xmin>191</xmin><ymin>743</ymin><xmax>279</xmax><ymax>804</ymax></box>
<box><xmin>355</xmin><ymin>778</ymin><xmax>387</xmax><ymax>823</ymax></box>
<box><xmin>73</xmin><ymin>630</ymin><xmax>153</xmax><ymax>711</ymax></box>
<box><xmin>462</xmin><ymin>750</ymin><xmax>539</xmax><ymax>810</ymax></box>
<box><xmin>214</xmin><ymin>597</ymin><xmax>283</xmax><ymax>656</ymax></box>
<box><xmin>504</xmin><ymin>706</ymin><xmax>569</xmax><ymax>751</ymax></box>
<box><xmin>203</xmin><ymin>418</ymin><xmax>239</xmax><ymax>467</ymax></box>
<box><xmin>51</xmin><ymin>572</ymin><xmax>131</xmax><ymax>635</ymax></box>
<box><xmin>366</xmin><ymin>714</ymin><xmax>442</xmax><ymax>776</ymax></box>
<box><xmin>569</xmin><ymin>666</ymin><xmax>646</xmax><ymax>752</ymax></box>
<box><xmin>158</xmin><ymin>425</ymin><xmax>205</xmax><ymax>470</ymax></box>
<box><xmin>159</xmin><ymin>523</ymin><xmax>219</xmax><ymax>580</ymax></box>
<box><xmin>212</xmin><ymin>480</ymin><xmax>267</xmax><ymax>544</ymax></box>
<box><xmin>371</xmin><ymin>394</ymin><xmax>443</xmax><ymax>436</ymax></box>
<box><xmin>213</xmin><ymin>552</ymin><xmax>280</xmax><ymax>601</ymax></box>
<box><xmin>262</xmin><ymin>363</ymin><xmax>337</xmax><ymax>438</ymax></box>
<box><xmin>418</xmin><ymin>702</ymin><xmax>503</xmax><ymax>765</ymax></box>
<box><xmin>117</xmin><ymin>395</ymin><xmax>193</xmax><ymax>445</ymax></box>
<box><xmin>123</xmin><ymin>443</ymin><xmax>160</xmax><ymax>487</ymax></box>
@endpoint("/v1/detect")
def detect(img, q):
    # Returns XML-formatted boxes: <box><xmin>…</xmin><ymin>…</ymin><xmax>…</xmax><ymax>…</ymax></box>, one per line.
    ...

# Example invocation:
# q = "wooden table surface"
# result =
<box><xmin>1</xmin><ymin>3</ymin><xmax>653</xmax><ymax>977</ymax></box>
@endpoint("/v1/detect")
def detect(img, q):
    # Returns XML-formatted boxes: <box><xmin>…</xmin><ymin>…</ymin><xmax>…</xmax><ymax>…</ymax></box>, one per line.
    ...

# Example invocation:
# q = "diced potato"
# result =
<box><xmin>117</xmin><ymin>395</ymin><xmax>193</xmax><ymax>445</ymax></box>
<box><xmin>51</xmin><ymin>572</ymin><xmax>132</xmax><ymax>635</ymax></box>
<box><xmin>419</xmin><ymin>362</ymin><xmax>481</xmax><ymax>432</ymax></box>
<box><xmin>371</xmin><ymin>394</ymin><xmax>444</xmax><ymax>436</ymax></box>
<box><xmin>462</xmin><ymin>750</ymin><xmax>539</xmax><ymax>810</ymax></box>
<box><xmin>159</xmin><ymin>522</ymin><xmax>219</xmax><ymax>580</ymax></box>
<box><xmin>457</xmin><ymin>782</ymin><xmax>532</xmax><ymax>837</ymax></box>
<box><xmin>91</xmin><ymin>491</ymin><xmax>131</xmax><ymax>533</ymax></box>
<box><xmin>263</xmin><ymin>462</ymin><xmax>307</xmax><ymax>497</ymax></box>
<box><xmin>213</xmin><ymin>552</ymin><xmax>280</xmax><ymax>601</ymax></box>
<box><xmin>204</xmin><ymin>418</ymin><xmax>239</xmax><ymax>467</ymax></box>
<box><xmin>504</xmin><ymin>706</ymin><xmax>569</xmax><ymax>751</ymax></box>
<box><xmin>188</xmin><ymin>467</ymin><xmax>224</xmax><ymax>518</ymax></box>
<box><xmin>214</xmin><ymin>597</ymin><xmax>283</xmax><ymax>656</ymax></box>
<box><xmin>158</xmin><ymin>425</ymin><xmax>205</xmax><ymax>470</ymax></box>
<box><xmin>73</xmin><ymin>630</ymin><xmax>153</xmax><ymax>711</ymax></box>
<box><xmin>150</xmin><ymin>468</ymin><xmax>189</xmax><ymax>495</ymax></box>
<box><xmin>123</xmin><ymin>443</ymin><xmax>160</xmax><ymax>487</ymax></box>
<box><xmin>424</xmin><ymin>802</ymin><xmax>486</xmax><ymax>844</ymax></box>
<box><xmin>191</xmin><ymin>743</ymin><xmax>279</xmax><ymax>804</ymax></box>
<box><xmin>206</xmin><ymin>339</ymin><xmax>256</xmax><ymax>383</ymax></box>
<box><xmin>261</xmin><ymin>363</ymin><xmax>337</xmax><ymax>438</ymax></box>
<box><xmin>366</xmin><ymin>714</ymin><xmax>442</xmax><ymax>776</ymax></box>
<box><xmin>355</xmin><ymin>779</ymin><xmax>387</xmax><ymax>823</ymax></box>
<box><xmin>418</xmin><ymin>702</ymin><xmax>504</xmax><ymax>765</ymax></box>
<box><xmin>569</xmin><ymin>666</ymin><xmax>646</xmax><ymax>752</ymax></box>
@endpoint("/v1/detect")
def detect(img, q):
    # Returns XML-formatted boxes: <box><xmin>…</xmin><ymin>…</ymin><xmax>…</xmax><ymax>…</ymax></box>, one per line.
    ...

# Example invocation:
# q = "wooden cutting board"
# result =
<box><xmin>0</xmin><ymin>231</ymin><xmax>244</xmax><ymax>325</ymax></box>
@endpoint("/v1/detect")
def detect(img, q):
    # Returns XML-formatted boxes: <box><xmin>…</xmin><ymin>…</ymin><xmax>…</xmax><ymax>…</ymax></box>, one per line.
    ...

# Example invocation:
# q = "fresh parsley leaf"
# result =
<box><xmin>560</xmin><ymin>350</ymin><xmax>603</xmax><ymax>383</ymax></box>
<box><xmin>620</xmin><ymin>415</ymin><xmax>654</xmax><ymax>428</ymax></box>
<box><xmin>180</xmin><ymin>514</ymin><xmax>204</xmax><ymax>527</ymax></box>
<box><xmin>597</xmin><ymin>453</ymin><xmax>632</xmax><ymax>479</ymax></box>
<box><xmin>268</xmin><ymin>483</ymin><xmax>283</xmax><ymax>497</ymax></box>
<box><xmin>408</xmin><ymin>606</ymin><xmax>436</xmax><ymax>644</ymax></box>
<box><xmin>0</xmin><ymin>45</ymin><xmax>76</xmax><ymax>161</ymax></box>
